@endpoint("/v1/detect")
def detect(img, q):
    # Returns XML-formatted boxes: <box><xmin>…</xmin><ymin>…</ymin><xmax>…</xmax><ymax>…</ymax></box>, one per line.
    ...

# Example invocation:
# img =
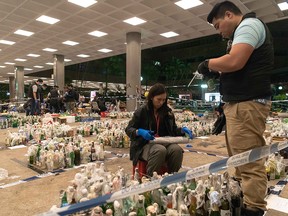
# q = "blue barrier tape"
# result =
<box><xmin>41</xmin><ymin>141</ymin><xmax>288</xmax><ymax>216</ymax></box>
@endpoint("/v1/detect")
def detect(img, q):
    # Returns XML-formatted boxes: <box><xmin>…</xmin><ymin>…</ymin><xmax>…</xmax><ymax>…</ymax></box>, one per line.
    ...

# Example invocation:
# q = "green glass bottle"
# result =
<box><xmin>137</xmin><ymin>195</ymin><xmax>146</xmax><ymax>216</ymax></box>
<box><xmin>189</xmin><ymin>190</ymin><xmax>197</xmax><ymax>216</ymax></box>
<box><xmin>60</xmin><ymin>191</ymin><xmax>69</xmax><ymax>207</ymax></box>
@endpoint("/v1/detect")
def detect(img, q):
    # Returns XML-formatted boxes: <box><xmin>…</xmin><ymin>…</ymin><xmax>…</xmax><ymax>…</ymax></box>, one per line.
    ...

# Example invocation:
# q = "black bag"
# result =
<box><xmin>212</xmin><ymin>113</ymin><xmax>226</xmax><ymax>135</ymax></box>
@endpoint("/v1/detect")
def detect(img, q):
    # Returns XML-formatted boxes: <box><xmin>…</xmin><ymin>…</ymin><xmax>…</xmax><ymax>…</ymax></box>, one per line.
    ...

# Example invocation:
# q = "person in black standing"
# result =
<box><xmin>48</xmin><ymin>85</ymin><xmax>60</xmax><ymax>113</ymax></box>
<box><xmin>27</xmin><ymin>79</ymin><xmax>43</xmax><ymax>115</ymax></box>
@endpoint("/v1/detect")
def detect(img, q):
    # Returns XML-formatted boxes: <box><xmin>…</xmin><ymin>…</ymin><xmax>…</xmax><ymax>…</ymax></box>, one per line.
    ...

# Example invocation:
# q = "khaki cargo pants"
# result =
<box><xmin>224</xmin><ymin>100</ymin><xmax>271</xmax><ymax>211</ymax></box>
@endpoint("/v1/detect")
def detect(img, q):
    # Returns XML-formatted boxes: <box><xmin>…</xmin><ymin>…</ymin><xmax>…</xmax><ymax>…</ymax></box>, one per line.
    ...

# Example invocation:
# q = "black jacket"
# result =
<box><xmin>125</xmin><ymin>104</ymin><xmax>183</xmax><ymax>166</ymax></box>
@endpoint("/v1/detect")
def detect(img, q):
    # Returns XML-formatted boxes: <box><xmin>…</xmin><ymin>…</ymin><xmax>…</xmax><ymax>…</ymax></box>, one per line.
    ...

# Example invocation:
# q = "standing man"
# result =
<box><xmin>197</xmin><ymin>1</ymin><xmax>273</xmax><ymax>216</ymax></box>
<box><xmin>48</xmin><ymin>85</ymin><xmax>60</xmax><ymax>113</ymax></box>
<box><xmin>27</xmin><ymin>79</ymin><xmax>43</xmax><ymax>115</ymax></box>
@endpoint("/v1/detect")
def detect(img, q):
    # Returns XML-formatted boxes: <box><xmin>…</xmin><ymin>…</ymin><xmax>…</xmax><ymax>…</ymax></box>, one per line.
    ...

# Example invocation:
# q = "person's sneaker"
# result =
<box><xmin>241</xmin><ymin>207</ymin><xmax>265</xmax><ymax>216</ymax></box>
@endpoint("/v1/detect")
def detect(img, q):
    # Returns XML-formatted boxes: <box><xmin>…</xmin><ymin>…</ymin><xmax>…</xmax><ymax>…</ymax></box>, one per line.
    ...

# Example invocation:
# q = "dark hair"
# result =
<box><xmin>37</xmin><ymin>78</ymin><xmax>43</xmax><ymax>83</ymax></box>
<box><xmin>147</xmin><ymin>83</ymin><xmax>170</xmax><ymax>116</ymax></box>
<box><xmin>207</xmin><ymin>1</ymin><xmax>242</xmax><ymax>24</ymax></box>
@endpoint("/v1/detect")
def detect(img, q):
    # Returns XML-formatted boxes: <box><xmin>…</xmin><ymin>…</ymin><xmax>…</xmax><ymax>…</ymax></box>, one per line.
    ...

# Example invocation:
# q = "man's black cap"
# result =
<box><xmin>37</xmin><ymin>78</ymin><xmax>43</xmax><ymax>83</ymax></box>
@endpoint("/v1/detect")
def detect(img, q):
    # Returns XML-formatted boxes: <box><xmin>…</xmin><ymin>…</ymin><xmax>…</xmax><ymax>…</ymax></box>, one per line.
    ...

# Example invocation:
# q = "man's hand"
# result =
<box><xmin>197</xmin><ymin>60</ymin><xmax>219</xmax><ymax>79</ymax></box>
<box><xmin>137</xmin><ymin>129</ymin><xmax>155</xmax><ymax>141</ymax></box>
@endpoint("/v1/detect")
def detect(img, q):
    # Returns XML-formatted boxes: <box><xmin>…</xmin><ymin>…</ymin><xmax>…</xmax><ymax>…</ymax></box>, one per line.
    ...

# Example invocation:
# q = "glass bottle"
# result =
<box><xmin>220</xmin><ymin>186</ymin><xmax>231</xmax><ymax>216</ymax></box>
<box><xmin>137</xmin><ymin>195</ymin><xmax>146</xmax><ymax>216</ymax></box>
<box><xmin>74</xmin><ymin>147</ymin><xmax>81</xmax><ymax>166</ymax></box>
<box><xmin>189</xmin><ymin>190</ymin><xmax>197</xmax><ymax>216</ymax></box>
<box><xmin>60</xmin><ymin>190</ymin><xmax>69</xmax><ymax>207</ymax></box>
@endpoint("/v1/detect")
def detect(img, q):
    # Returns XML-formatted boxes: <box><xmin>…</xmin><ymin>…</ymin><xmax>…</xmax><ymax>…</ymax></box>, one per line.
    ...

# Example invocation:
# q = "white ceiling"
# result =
<box><xmin>0</xmin><ymin>0</ymin><xmax>286</xmax><ymax>82</ymax></box>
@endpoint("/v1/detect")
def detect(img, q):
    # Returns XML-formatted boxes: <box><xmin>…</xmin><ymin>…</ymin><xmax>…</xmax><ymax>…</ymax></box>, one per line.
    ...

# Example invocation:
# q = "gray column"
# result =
<box><xmin>9</xmin><ymin>76</ymin><xmax>16</xmax><ymax>101</ymax></box>
<box><xmin>53</xmin><ymin>54</ymin><xmax>65</xmax><ymax>94</ymax></box>
<box><xmin>15</xmin><ymin>66</ymin><xmax>24</xmax><ymax>101</ymax></box>
<box><xmin>126</xmin><ymin>32</ymin><xmax>141</xmax><ymax>111</ymax></box>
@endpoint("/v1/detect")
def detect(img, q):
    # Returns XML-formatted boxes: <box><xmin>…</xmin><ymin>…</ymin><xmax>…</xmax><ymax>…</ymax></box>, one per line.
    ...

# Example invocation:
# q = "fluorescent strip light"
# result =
<box><xmin>77</xmin><ymin>54</ymin><xmax>90</xmax><ymax>58</ymax></box>
<box><xmin>14</xmin><ymin>29</ymin><xmax>34</xmax><ymax>37</ymax></box>
<box><xmin>4</xmin><ymin>62</ymin><xmax>15</xmax><ymax>65</ymax></box>
<box><xmin>36</xmin><ymin>15</ymin><xmax>60</xmax><ymax>24</ymax></box>
<box><xmin>175</xmin><ymin>0</ymin><xmax>203</xmax><ymax>9</ymax></box>
<box><xmin>0</xmin><ymin>66</ymin><xmax>6</xmax><ymax>68</ymax></box>
<box><xmin>24</xmin><ymin>68</ymin><xmax>33</xmax><ymax>71</ymax></box>
<box><xmin>15</xmin><ymin>58</ymin><xmax>27</xmax><ymax>62</ymax></box>
<box><xmin>160</xmin><ymin>31</ymin><xmax>179</xmax><ymax>38</ymax></box>
<box><xmin>62</xmin><ymin>40</ymin><xmax>79</xmax><ymax>46</ymax></box>
<box><xmin>278</xmin><ymin>2</ymin><xmax>288</xmax><ymax>11</ymax></box>
<box><xmin>34</xmin><ymin>65</ymin><xmax>44</xmax><ymax>68</ymax></box>
<box><xmin>27</xmin><ymin>54</ymin><xmax>40</xmax><ymax>57</ymax></box>
<box><xmin>46</xmin><ymin>62</ymin><xmax>54</xmax><ymax>65</ymax></box>
<box><xmin>88</xmin><ymin>30</ymin><xmax>107</xmax><ymax>37</ymax></box>
<box><xmin>0</xmin><ymin>40</ymin><xmax>15</xmax><ymax>45</ymax></box>
<box><xmin>7</xmin><ymin>72</ymin><xmax>14</xmax><ymax>75</ymax></box>
<box><xmin>123</xmin><ymin>17</ymin><xmax>146</xmax><ymax>26</ymax></box>
<box><xmin>64</xmin><ymin>59</ymin><xmax>72</xmax><ymax>62</ymax></box>
<box><xmin>68</xmin><ymin>0</ymin><xmax>97</xmax><ymax>8</ymax></box>
<box><xmin>43</xmin><ymin>48</ymin><xmax>58</xmax><ymax>52</ymax></box>
<box><xmin>98</xmin><ymin>48</ymin><xmax>112</xmax><ymax>53</ymax></box>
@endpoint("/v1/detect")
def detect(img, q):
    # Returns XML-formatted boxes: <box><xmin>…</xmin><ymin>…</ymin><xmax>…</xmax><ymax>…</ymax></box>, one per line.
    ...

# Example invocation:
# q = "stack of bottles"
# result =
<box><xmin>265</xmin><ymin>152</ymin><xmax>287</xmax><ymax>180</ymax></box>
<box><xmin>27</xmin><ymin>137</ymin><xmax>105</xmax><ymax>171</ymax></box>
<box><xmin>57</xmin><ymin>166</ymin><xmax>245</xmax><ymax>216</ymax></box>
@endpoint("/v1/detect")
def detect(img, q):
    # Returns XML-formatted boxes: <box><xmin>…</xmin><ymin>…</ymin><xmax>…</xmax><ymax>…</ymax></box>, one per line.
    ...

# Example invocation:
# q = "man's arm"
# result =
<box><xmin>208</xmin><ymin>43</ymin><xmax>254</xmax><ymax>73</ymax></box>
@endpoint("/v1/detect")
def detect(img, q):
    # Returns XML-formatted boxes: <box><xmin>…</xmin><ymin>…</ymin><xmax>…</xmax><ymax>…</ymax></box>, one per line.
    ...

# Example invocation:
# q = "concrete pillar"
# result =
<box><xmin>15</xmin><ymin>66</ymin><xmax>24</xmax><ymax>101</ymax></box>
<box><xmin>53</xmin><ymin>54</ymin><xmax>65</xmax><ymax>94</ymax></box>
<box><xmin>126</xmin><ymin>32</ymin><xmax>141</xmax><ymax>111</ymax></box>
<box><xmin>9</xmin><ymin>76</ymin><xmax>16</xmax><ymax>101</ymax></box>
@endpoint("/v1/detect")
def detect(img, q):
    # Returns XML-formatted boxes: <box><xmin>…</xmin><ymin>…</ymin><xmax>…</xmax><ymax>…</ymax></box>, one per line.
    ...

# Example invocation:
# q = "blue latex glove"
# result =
<box><xmin>182</xmin><ymin>127</ymin><xmax>193</xmax><ymax>139</ymax></box>
<box><xmin>137</xmin><ymin>128</ymin><xmax>155</xmax><ymax>141</ymax></box>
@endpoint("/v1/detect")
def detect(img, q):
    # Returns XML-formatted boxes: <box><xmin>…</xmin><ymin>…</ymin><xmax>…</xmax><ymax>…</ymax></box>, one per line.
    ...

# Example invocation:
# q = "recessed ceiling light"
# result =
<box><xmin>34</xmin><ymin>65</ymin><xmax>44</xmax><ymax>68</ymax></box>
<box><xmin>123</xmin><ymin>17</ymin><xmax>146</xmax><ymax>26</ymax></box>
<box><xmin>7</xmin><ymin>72</ymin><xmax>14</xmax><ymax>75</ymax></box>
<box><xmin>77</xmin><ymin>54</ymin><xmax>90</xmax><ymax>58</ymax></box>
<box><xmin>68</xmin><ymin>0</ymin><xmax>97</xmax><ymax>8</ymax></box>
<box><xmin>62</xmin><ymin>40</ymin><xmax>79</xmax><ymax>46</ymax></box>
<box><xmin>46</xmin><ymin>62</ymin><xmax>54</xmax><ymax>65</ymax></box>
<box><xmin>0</xmin><ymin>40</ymin><xmax>15</xmax><ymax>45</ymax></box>
<box><xmin>43</xmin><ymin>48</ymin><xmax>58</xmax><ymax>52</ymax></box>
<box><xmin>0</xmin><ymin>66</ymin><xmax>6</xmax><ymax>68</ymax></box>
<box><xmin>64</xmin><ymin>59</ymin><xmax>72</xmax><ymax>62</ymax></box>
<box><xmin>278</xmin><ymin>2</ymin><xmax>288</xmax><ymax>11</ymax></box>
<box><xmin>27</xmin><ymin>54</ymin><xmax>40</xmax><ymax>57</ymax></box>
<box><xmin>15</xmin><ymin>58</ymin><xmax>27</xmax><ymax>62</ymax></box>
<box><xmin>88</xmin><ymin>30</ymin><xmax>107</xmax><ymax>37</ymax></box>
<box><xmin>36</xmin><ymin>15</ymin><xmax>60</xmax><ymax>25</ymax></box>
<box><xmin>160</xmin><ymin>31</ymin><xmax>179</xmax><ymax>38</ymax></box>
<box><xmin>14</xmin><ymin>29</ymin><xmax>34</xmax><ymax>37</ymax></box>
<box><xmin>175</xmin><ymin>0</ymin><xmax>203</xmax><ymax>10</ymax></box>
<box><xmin>4</xmin><ymin>62</ymin><xmax>15</xmax><ymax>65</ymax></box>
<box><xmin>24</xmin><ymin>68</ymin><xmax>33</xmax><ymax>71</ymax></box>
<box><xmin>98</xmin><ymin>48</ymin><xmax>112</xmax><ymax>53</ymax></box>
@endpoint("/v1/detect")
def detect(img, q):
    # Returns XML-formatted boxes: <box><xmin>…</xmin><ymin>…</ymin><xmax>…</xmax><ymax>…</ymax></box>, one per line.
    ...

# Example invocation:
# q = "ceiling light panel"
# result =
<box><xmin>88</xmin><ymin>30</ymin><xmax>107</xmax><ymax>37</ymax></box>
<box><xmin>14</xmin><ymin>29</ymin><xmax>34</xmax><ymax>37</ymax></box>
<box><xmin>24</xmin><ymin>68</ymin><xmax>33</xmax><ymax>71</ymax></box>
<box><xmin>0</xmin><ymin>40</ymin><xmax>15</xmax><ymax>45</ymax></box>
<box><xmin>46</xmin><ymin>62</ymin><xmax>54</xmax><ymax>65</ymax></box>
<box><xmin>278</xmin><ymin>2</ymin><xmax>288</xmax><ymax>11</ymax></box>
<box><xmin>36</xmin><ymin>15</ymin><xmax>60</xmax><ymax>24</ymax></box>
<box><xmin>64</xmin><ymin>59</ymin><xmax>72</xmax><ymax>62</ymax></box>
<box><xmin>77</xmin><ymin>54</ymin><xmax>90</xmax><ymax>58</ymax></box>
<box><xmin>175</xmin><ymin>0</ymin><xmax>203</xmax><ymax>10</ymax></box>
<box><xmin>160</xmin><ymin>31</ymin><xmax>179</xmax><ymax>38</ymax></box>
<box><xmin>68</xmin><ymin>0</ymin><xmax>97</xmax><ymax>8</ymax></box>
<box><xmin>123</xmin><ymin>17</ymin><xmax>146</xmax><ymax>26</ymax></box>
<box><xmin>27</xmin><ymin>54</ymin><xmax>40</xmax><ymax>57</ymax></box>
<box><xmin>15</xmin><ymin>58</ymin><xmax>27</xmax><ymax>62</ymax></box>
<box><xmin>62</xmin><ymin>40</ymin><xmax>79</xmax><ymax>46</ymax></box>
<box><xmin>4</xmin><ymin>62</ymin><xmax>15</xmax><ymax>65</ymax></box>
<box><xmin>98</xmin><ymin>49</ymin><xmax>112</xmax><ymax>53</ymax></box>
<box><xmin>34</xmin><ymin>66</ymin><xmax>44</xmax><ymax>68</ymax></box>
<box><xmin>43</xmin><ymin>48</ymin><xmax>58</xmax><ymax>52</ymax></box>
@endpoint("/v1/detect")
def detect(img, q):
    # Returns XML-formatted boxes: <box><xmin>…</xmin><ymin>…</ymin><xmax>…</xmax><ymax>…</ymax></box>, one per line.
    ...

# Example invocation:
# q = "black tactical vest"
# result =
<box><xmin>220</xmin><ymin>13</ymin><xmax>274</xmax><ymax>102</ymax></box>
